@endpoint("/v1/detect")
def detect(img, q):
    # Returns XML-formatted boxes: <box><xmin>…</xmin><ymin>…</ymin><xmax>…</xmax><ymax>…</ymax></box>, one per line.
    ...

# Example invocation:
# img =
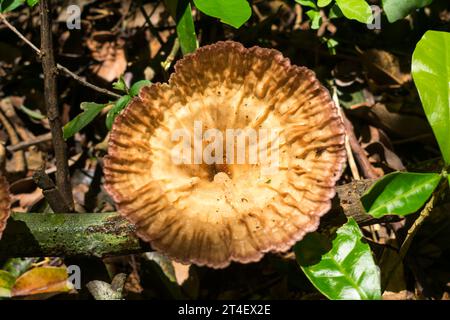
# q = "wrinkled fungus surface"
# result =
<box><xmin>0</xmin><ymin>175</ymin><xmax>11</xmax><ymax>240</ymax></box>
<box><xmin>104</xmin><ymin>41</ymin><xmax>346</xmax><ymax>268</ymax></box>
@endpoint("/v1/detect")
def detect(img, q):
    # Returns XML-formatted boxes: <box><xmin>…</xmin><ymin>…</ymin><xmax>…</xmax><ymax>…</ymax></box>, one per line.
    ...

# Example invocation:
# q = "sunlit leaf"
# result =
<box><xmin>193</xmin><ymin>0</ymin><xmax>251</xmax><ymax>29</ymax></box>
<box><xmin>306</xmin><ymin>10</ymin><xmax>322</xmax><ymax>29</ymax></box>
<box><xmin>164</xmin><ymin>0</ymin><xmax>198</xmax><ymax>55</ymax></box>
<box><xmin>361</xmin><ymin>172</ymin><xmax>441</xmax><ymax>218</ymax></box>
<box><xmin>318</xmin><ymin>0</ymin><xmax>333</xmax><ymax>7</ymax></box>
<box><xmin>63</xmin><ymin>102</ymin><xmax>106</xmax><ymax>140</ymax></box>
<box><xmin>0</xmin><ymin>270</ymin><xmax>15</xmax><ymax>298</ymax></box>
<box><xmin>382</xmin><ymin>0</ymin><xmax>433</xmax><ymax>23</ymax></box>
<box><xmin>295</xmin><ymin>218</ymin><xmax>381</xmax><ymax>300</ymax></box>
<box><xmin>112</xmin><ymin>75</ymin><xmax>128</xmax><ymax>93</ymax></box>
<box><xmin>295</xmin><ymin>0</ymin><xmax>317</xmax><ymax>9</ymax></box>
<box><xmin>106</xmin><ymin>95</ymin><xmax>131</xmax><ymax>130</ymax></box>
<box><xmin>11</xmin><ymin>266</ymin><xmax>73</xmax><ymax>297</ymax></box>
<box><xmin>412</xmin><ymin>30</ymin><xmax>450</xmax><ymax>164</ymax></box>
<box><xmin>335</xmin><ymin>0</ymin><xmax>373</xmax><ymax>24</ymax></box>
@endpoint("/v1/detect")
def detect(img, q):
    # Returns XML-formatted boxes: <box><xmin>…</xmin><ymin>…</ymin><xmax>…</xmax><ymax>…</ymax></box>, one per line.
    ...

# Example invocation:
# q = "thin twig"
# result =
<box><xmin>340</xmin><ymin>109</ymin><xmax>380</xmax><ymax>179</ymax></box>
<box><xmin>333</xmin><ymin>88</ymin><xmax>360</xmax><ymax>180</ymax></box>
<box><xmin>0</xmin><ymin>13</ymin><xmax>120</xmax><ymax>99</ymax></box>
<box><xmin>161</xmin><ymin>38</ymin><xmax>180</xmax><ymax>71</ymax></box>
<box><xmin>56</xmin><ymin>64</ymin><xmax>120</xmax><ymax>98</ymax></box>
<box><xmin>7</xmin><ymin>132</ymin><xmax>52</xmax><ymax>152</ymax></box>
<box><xmin>39</xmin><ymin>0</ymin><xmax>74</xmax><ymax>212</ymax></box>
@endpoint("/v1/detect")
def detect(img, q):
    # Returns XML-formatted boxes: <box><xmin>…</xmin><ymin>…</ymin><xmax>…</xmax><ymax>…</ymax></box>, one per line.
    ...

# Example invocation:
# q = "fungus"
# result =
<box><xmin>0</xmin><ymin>175</ymin><xmax>10</xmax><ymax>240</ymax></box>
<box><xmin>104</xmin><ymin>41</ymin><xmax>346</xmax><ymax>268</ymax></box>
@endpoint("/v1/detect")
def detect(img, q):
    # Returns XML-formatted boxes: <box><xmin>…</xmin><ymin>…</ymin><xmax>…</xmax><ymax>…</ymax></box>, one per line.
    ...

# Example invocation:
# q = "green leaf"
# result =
<box><xmin>3</xmin><ymin>258</ymin><xmax>37</xmax><ymax>278</ymax></box>
<box><xmin>19</xmin><ymin>105</ymin><xmax>46</xmax><ymax>120</ymax></box>
<box><xmin>26</xmin><ymin>0</ymin><xmax>39</xmax><ymax>7</ymax></box>
<box><xmin>335</xmin><ymin>0</ymin><xmax>373</xmax><ymax>24</ymax></box>
<box><xmin>165</xmin><ymin>0</ymin><xmax>198</xmax><ymax>55</ymax></box>
<box><xmin>295</xmin><ymin>0</ymin><xmax>317</xmax><ymax>9</ymax></box>
<box><xmin>193</xmin><ymin>0</ymin><xmax>251</xmax><ymax>29</ymax></box>
<box><xmin>0</xmin><ymin>0</ymin><xmax>24</xmax><ymax>13</ymax></box>
<box><xmin>306</xmin><ymin>10</ymin><xmax>322</xmax><ymax>29</ymax></box>
<box><xmin>295</xmin><ymin>218</ymin><xmax>381</xmax><ymax>300</ymax></box>
<box><xmin>412</xmin><ymin>30</ymin><xmax>450</xmax><ymax>164</ymax></box>
<box><xmin>112</xmin><ymin>75</ymin><xmax>128</xmax><ymax>93</ymax></box>
<box><xmin>318</xmin><ymin>0</ymin><xmax>333</xmax><ymax>7</ymax></box>
<box><xmin>361</xmin><ymin>172</ymin><xmax>441</xmax><ymax>218</ymax></box>
<box><xmin>144</xmin><ymin>252</ymin><xmax>177</xmax><ymax>283</ymax></box>
<box><xmin>129</xmin><ymin>80</ymin><xmax>151</xmax><ymax>97</ymax></box>
<box><xmin>325</xmin><ymin>38</ymin><xmax>339</xmax><ymax>55</ymax></box>
<box><xmin>0</xmin><ymin>270</ymin><xmax>15</xmax><ymax>298</ymax></box>
<box><xmin>382</xmin><ymin>0</ymin><xmax>433</xmax><ymax>23</ymax></box>
<box><xmin>329</xmin><ymin>4</ymin><xmax>344</xmax><ymax>18</ymax></box>
<box><xmin>306</xmin><ymin>9</ymin><xmax>322</xmax><ymax>29</ymax></box>
<box><xmin>106</xmin><ymin>95</ymin><xmax>131</xmax><ymax>130</ymax></box>
<box><xmin>11</xmin><ymin>266</ymin><xmax>73</xmax><ymax>297</ymax></box>
<box><xmin>63</xmin><ymin>102</ymin><xmax>106</xmax><ymax>140</ymax></box>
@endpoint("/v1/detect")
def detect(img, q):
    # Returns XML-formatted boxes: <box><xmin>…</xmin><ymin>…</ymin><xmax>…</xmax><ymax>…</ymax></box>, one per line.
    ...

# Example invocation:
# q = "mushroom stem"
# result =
<box><xmin>0</xmin><ymin>180</ymin><xmax>399</xmax><ymax>259</ymax></box>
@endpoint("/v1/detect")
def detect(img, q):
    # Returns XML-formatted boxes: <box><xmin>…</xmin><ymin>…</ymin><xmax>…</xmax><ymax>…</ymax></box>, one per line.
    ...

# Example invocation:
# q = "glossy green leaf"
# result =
<box><xmin>129</xmin><ymin>80</ymin><xmax>151</xmax><ymax>97</ymax></box>
<box><xmin>112</xmin><ymin>75</ymin><xmax>128</xmax><ymax>93</ymax></box>
<box><xmin>0</xmin><ymin>270</ymin><xmax>15</xmax><ymax>298</ymax></box>
<box><xmin>306</xmin><ymin>10</ymin><xmax>322</xmax><ymax>29</ymax></box>
<box><xmin>295</xmin><ymin>0</ymin><xmax>317</xmax><ymax>9</ymax></box>
<box><xmin>318</xmin><ymin>0</ymin><xmax>333</xmax><ymax>7</ymax></box>
<box><xmin>0</xmin><ymin>0</ymin><xmax>24</xmax><ymax>13</ymax></box>
<box><xmin>382</xmin><ymin>0</ymin><xmax>433</xmax><ymax>23</ymax></box>
<box><xmin>63</xmin><ymin>102</ymin><xmax>106</xmax><ymax>140</ymax></box>
<box><xmin>335</xmin><ymin>0</ymin><xmax>373</xmax><ymax>24</ymax></box>
<box><xmin>165</xmin><ymin>0</ymin><xmax>198</xmax><ymax>55</ymax></box>
<box><xmin>193</xmin><ymin>0</ymin><xmax>251</xmax><ymax>29</ymax></box>
<box><xmin>361</xmin><ymin>172</ymin><xmax>441</xmax><ymax>218</ymax></box>
<box><xmin>26</xmin><ymin>0</ymin><xmax>38</xmax><ymax>7</ymax></box>
<box><xmin>295</xmin><ymin>218</ymin><xmax>381</xmax><ymax>300</ymax></box>
<box><xmin>412</xmin><ymin>30</ymin><xmax>450</xmax><ymax>164</ymax></box>
<box><xmin>106</xmin><ymin>95</ymin><xmax>131</xmax><ymax>130</ymax></box>
<box><xmin>329</xmin><ymin>4</ymin><xmax>344</xmax><ymax>19</ymax></box>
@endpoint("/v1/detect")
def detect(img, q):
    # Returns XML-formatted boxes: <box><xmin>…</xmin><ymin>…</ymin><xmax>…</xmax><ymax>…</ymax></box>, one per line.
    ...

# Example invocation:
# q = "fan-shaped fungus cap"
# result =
<box><xmin>104</xmin><ymin>41</ymin><xmax>346</xmax><ymax>268</ymax></box>
<box><xmin>0</xmin><ymin>175</ymin><xmax>11</xmax><ymax>240</ymax></box>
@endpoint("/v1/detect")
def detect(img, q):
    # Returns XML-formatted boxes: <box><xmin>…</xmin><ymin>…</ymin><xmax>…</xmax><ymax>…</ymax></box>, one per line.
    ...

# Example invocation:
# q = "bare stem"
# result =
<box><xmin>39</xmin><ymin>0</ymin><xmax>74</xmax><ymax>212</ymax></box>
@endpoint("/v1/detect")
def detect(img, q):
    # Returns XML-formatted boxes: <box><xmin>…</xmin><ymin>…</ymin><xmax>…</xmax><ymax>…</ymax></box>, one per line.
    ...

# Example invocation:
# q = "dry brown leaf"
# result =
<box><xmin>0</xmin><ymin>175</ymin><xmax>10</xmax><ymax>240</ymax></box>
<box><xmin>362</xmin><ymin>49</ymin><xmax>411</xmax><ymax>86</ymax></box>
<box><xmin>87</xmin><ymin>32</ymin><xmax>127</xmax><ymax>82</ymax></box>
